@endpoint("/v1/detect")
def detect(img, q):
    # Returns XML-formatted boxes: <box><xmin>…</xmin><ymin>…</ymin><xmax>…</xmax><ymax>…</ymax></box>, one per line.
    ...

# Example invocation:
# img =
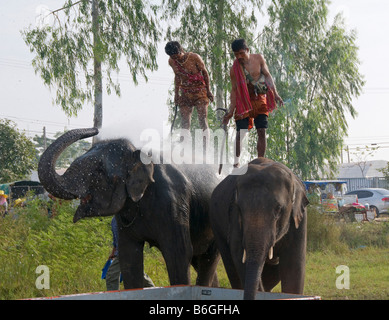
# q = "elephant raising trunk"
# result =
<box><xmin>38</xmin><ymin>128</ymin><xmax>221</xmax><ymax>290</ymax></box>
<box><xmin>38</xmin><ymin>128</ymin><xmax>99</xmax><ymax>200</ymax></box>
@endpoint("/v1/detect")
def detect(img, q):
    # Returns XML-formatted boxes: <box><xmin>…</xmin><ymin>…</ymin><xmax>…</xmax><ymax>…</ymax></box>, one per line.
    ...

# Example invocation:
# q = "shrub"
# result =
<box><xmin>306</xmin><ymin>206</ymin><xmax>347</xmax><ymax>253</ymax></box>
<box><xmin>306</xmin><ymin>205</ymin><xmax>389</xmax><ymax>252</ymax></box>
<box><xmin>0</xmin><ymin>198</ymin><xmax>111</xmax><ymax>299</ymax></box>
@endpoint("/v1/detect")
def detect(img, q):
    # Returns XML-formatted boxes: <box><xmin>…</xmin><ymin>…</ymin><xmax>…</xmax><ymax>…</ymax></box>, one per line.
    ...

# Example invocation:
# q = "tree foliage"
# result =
<box><xmin>33</xmin><ymin>131</ymin><xmax>91</xmax><ymax>169</ymax></box>
<box><xmin>379</xmin><ymin>162</ymin><xmax>389</xmax><ymax>183</ymax></box>
<box><xmin>22</xmin><ymin>0</ymin><xmax>161</xmax><ymax>124</ymax></box>
<box><xmin>257</xmin><ymin>0</ymin><xmax>364</xmax><ymax>179</ymax></box>
<box><xmin>0</xmin><ymin>119</ymin><xmax>37</xmax><ymax>183</ymax></box>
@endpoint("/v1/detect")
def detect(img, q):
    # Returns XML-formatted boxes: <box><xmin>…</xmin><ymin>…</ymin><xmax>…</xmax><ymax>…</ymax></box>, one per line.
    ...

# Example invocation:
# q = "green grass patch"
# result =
<box><xmin>304</xmin><ymin>248</ymin><xmax>389</xmax><ymax>300</ymax></box>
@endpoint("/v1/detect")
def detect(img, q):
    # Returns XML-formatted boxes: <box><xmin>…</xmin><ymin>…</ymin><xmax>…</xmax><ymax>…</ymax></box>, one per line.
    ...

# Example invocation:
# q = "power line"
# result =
<box><xmin>0</xmin><ymin>113</ymin><xmax>90</xmax><ymax>128</ymax></box>
<box><xmin>0</xmin><ymin>57</ymin><xmax>172</xmax><ymax>86</ymax></box>
<box><xmin>346</xmin><ymin>142</ymin><xmax>389</xmax><ymax>146</ymax></box>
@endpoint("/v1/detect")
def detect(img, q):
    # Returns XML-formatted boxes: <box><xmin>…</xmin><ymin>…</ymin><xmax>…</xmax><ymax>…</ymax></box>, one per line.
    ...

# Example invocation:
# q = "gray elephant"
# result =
<box><xmin>210</xmin><ymin>157</ymin><xmax>309</xmax><ymax>300</ymax></box>
<box><xmin>38</xmin><ymin>128</ymin><xmax>220</xmax><ymax>289</ymax></box>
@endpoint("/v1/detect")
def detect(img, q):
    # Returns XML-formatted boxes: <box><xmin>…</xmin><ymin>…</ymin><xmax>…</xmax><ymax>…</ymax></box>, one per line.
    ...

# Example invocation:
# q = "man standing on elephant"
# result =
<box><xmin>165</xmin><ymin>41</ymin><xmax>214</xmax><ymax>138</ymax></box>
<box><xmin>223</xmin><ymin>38</ymin><xmax>284</xmax><ymax>167</ymax></box>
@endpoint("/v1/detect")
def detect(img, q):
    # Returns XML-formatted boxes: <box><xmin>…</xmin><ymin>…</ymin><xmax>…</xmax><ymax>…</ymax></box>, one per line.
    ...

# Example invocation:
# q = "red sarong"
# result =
<box><xmin>266</xmin><ymin>85</ymin><xmax>276</xmax><ymax>113</ymax></box>
<box><xmin>233</xmin><ymin>59</ymin><xmax>253</xmax><ymax>119</ymax></box>
<box><xmin>233</xmin><ymin>59</ymin><xmax>277</xmax><ymax>116</ymax></box>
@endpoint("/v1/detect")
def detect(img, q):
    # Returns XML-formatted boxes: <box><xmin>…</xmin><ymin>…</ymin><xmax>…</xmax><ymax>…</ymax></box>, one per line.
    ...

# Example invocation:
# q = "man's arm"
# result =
<box><xmin>260</xmin><ymin>56</ymin><xmax>284</xmax><ymax>106</ymax></box>
<box><xmin>196</xmin><ymin>54</ymin><xmax>214</xmax><ymax>102</ymax></box>
<box><xmin>223</xmin><ymin>67</ymin><xmax>237</xmax><ymax>124</ymax></box>
<box><xmin>169</xmin><ymin>58</ymin><xmax>182</xmax><ymax>105</ymax></box>
<box><xmin>108</xmin><ymin>247</ymin><xmax>117</xmax><ymax>260</ymax></box>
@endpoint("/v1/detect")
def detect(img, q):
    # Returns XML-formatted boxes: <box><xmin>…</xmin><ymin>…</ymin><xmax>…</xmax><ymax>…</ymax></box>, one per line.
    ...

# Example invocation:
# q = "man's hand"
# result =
<box><xmin>223</xmin><ymin>111</ymin><xmax>233</xmax><ymax>125</ymax></box>
<box><xmin>275</xmin><ymin>93</ymin><xmax>284</xmax><ymax>106</ymax></box>
<box><xmin>207</xmin><ymin>90</ymin><xmax>214</xmax><ymax>103</ymax></box>
<box><xmin>174</xmin><ymin>94</ymin><xmax>181</xmax><ymax>106</ymax></box>
<box><xmin>108</xmin><ymin>247</ymin><xmax>117</xmax><ymax>260</ymax></box>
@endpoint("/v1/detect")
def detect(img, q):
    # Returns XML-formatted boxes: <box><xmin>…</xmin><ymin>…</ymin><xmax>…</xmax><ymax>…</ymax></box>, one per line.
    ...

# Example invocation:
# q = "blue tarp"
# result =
<box><xmin>304</xmin><ymin>180</ymin><xmax>347</xmax><ymax>191</ymax></box>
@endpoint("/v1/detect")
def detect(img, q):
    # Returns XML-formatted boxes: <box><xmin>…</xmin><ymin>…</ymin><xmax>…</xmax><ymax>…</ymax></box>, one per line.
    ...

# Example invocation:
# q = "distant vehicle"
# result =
<box><xmin>346</xmin><ymin>188</ymin><xmax>389</xmax><ymax>217</ymax></box>
<box><xmin>0</xmin><ymin>180</ymin><xmax>45</xmax><ymax>202</ymax></box>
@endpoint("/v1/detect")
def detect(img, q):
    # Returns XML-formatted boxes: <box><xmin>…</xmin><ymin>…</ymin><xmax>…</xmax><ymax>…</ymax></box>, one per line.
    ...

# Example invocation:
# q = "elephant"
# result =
<box><xmin>209</xmin><ymin>157</ymin><xmax>309</xmax><ymax>300</ymax></box>
<box><xmin>38</xmin><ymin>128</ymin><xmax>221</xmax><ymax>289</ymax></box>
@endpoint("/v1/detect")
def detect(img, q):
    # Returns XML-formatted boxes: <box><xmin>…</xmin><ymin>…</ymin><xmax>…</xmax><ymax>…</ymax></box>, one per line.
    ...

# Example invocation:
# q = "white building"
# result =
<box><xmin>336</xmin><ymin>160</ymin><xmax>388</xmax><ymax>191</ymax></box>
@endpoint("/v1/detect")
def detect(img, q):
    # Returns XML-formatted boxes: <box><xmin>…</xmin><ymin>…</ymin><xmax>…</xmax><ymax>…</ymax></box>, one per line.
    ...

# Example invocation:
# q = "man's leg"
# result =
<box><xmin>178</xmin><ymin>105</ymin><xmax>193</xmax><ymax>144</ymax></box>
<box><xmin>143</xmin><ymin>273</ymin><xmax>155</xmax><ymax>287</ymax></box>
<box><xmin>179</xmin><ymin>105</ymin><xmax>193</xmax><ymax>130</ymax></box>
<box><xmin>234</xmin><ymin>118</ymin><xmax>249</xmax><ymax>167</ymax></box>
<box><xmin>106</xmin><ymin>258</ymin><xmax>121</xmax><ymax>291</ymax></box>
<box><xmin>256</xmin><ymin>128</ymin><xmax>267</xmax><ymax>158</ymax></box>
<box><xmin>196</xmin><ymin>103</ymin><xmax>209</xmax><ymax>132</ymax></box>
<box><xmin>254</xmin><ymin>114</ymin><xmax>268</xmax><ymax>158</ymax></box>
<box><xmin>196</xmin><ymin>103</ymin><xmax>210</xmax><ymax>161</ymax></box>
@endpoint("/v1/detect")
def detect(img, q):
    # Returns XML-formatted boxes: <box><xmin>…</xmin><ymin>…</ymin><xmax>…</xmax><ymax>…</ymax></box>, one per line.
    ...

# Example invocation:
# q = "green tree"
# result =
<box><xmin>162</xmin><ymin>0</ymin><xmax>263</xmax><ymax>131</ymax></box>
<box><xmin>0</xmin><ymin>119</ymin><xmax>37</xmax><ymax>183</ymax></box>
<box><xmin>22</xmin><ymin>0</ymin><xmax>160</xmax><ymax>130</ymax></box>
<box><xmin>257</xmin><ymin>0</ymin><xmax>364</xmax><ymax>179</ymax></box>
<box><xmin>33</xmin><ymin>131</ymin><xmax>91</xmax><ymax>169</ymax></box>
<box><xmin>379</xmin><ymin>162</ymin><xmax>389</xmax><ymax>183</ymax></box>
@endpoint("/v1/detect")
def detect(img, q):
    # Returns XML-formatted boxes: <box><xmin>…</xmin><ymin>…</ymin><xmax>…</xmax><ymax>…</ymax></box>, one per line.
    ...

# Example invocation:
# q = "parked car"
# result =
<box><xmin>346</xmin><ymin>188</ymin><xmax>389</xmax><ymax>217</ymax></box>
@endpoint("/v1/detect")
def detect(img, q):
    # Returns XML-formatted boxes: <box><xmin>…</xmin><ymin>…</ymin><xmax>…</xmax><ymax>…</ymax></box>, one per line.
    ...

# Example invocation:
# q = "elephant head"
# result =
<box><xmin>38</xmin><ymin>128</ymin><xmax>155</xmax><ymax>222</ymax></box>
<box><xmin>236</xmin><ymin>158</ymin><xmax>309</xmax><ymax>299</ymax></box>
<box><xmin>210</xmin><ymin>157</ymin><xmax>309</xmax><ymax>300</ymax></box>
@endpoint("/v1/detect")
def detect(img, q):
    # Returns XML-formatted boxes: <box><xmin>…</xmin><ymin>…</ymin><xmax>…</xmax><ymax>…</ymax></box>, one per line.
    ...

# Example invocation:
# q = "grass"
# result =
<box><xmin>1</xmin><ymin>199</ymin><xmax>389</xmax><ymax>300</ymax></box>
<box><xmin>304</xmin><ymin>247</ymin><xmax>389</xmax><ymax>300</ymax></box>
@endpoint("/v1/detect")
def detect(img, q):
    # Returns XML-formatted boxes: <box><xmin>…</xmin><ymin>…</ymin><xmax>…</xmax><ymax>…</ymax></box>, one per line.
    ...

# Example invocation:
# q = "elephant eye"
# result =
<box><xmin>274</xmin><ymin>204</ymin><xmax>282</xmax><ymax>218</ymax></box>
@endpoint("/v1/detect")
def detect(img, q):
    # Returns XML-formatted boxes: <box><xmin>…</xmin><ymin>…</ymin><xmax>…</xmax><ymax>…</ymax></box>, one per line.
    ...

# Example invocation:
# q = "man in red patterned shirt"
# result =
<box><xmin>165</xmin><ymin>41</ymin><xmax>214</xmax><ymax>132</ymax></box>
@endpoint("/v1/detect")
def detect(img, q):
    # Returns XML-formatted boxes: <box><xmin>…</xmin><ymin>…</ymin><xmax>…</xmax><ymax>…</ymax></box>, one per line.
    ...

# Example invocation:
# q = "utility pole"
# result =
<box><xmin>92</xmin><ymin>0</ymin><xmax>102</xmax><ymax>145</ymax></box>
<box><xmin>43</xmin><ymin>126</ymin><xmax>47</xmax><ymax>151</ymax></box>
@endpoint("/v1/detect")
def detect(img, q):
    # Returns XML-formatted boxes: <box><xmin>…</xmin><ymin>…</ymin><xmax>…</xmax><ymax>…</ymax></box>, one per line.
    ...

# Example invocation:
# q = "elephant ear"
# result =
<box><xmin>292</xmin><ymin>178</ymin><xmax>309</xmax><ymax>229</ymax></box>
<box><xmin>126</xmin><ymin>150</ymin><xmax>155</xmax><ymax>203</ymax></box>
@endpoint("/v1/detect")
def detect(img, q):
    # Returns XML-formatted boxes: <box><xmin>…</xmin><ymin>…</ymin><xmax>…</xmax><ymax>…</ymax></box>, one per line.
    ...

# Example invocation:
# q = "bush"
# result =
<box><xmin>306</xmin><ymin>206</ymin><xmax>347</xmax><ymax>253</ymax></box>
<box><xmin>0</xmin><ymin>198</ymin><xmax>112</xmax><ymax>299</ymax></box>
<box><xmin>306</xmin><ymin>205</ymin><xmax>389</xmax><ymax>252</ymax></box>
<box><xmin>339</xmin><ymin>222</ymin><xmax>389</xmax><ymax>248</ymax></box>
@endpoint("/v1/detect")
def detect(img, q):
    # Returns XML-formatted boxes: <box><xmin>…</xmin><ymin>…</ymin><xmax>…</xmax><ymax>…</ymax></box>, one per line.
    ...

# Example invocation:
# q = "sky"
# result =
<box><xmin>1</xmin><ymin>0</ymin><xmax>389</xmax><ymax>163</ymax></box>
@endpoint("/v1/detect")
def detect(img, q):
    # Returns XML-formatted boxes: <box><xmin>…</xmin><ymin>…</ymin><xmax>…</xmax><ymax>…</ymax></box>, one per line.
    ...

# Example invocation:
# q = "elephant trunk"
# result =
<box><xmin>243</xmin><ymin>247</ymin><xmax>267</xmax><ymax>300</ymax></box>
<box><xmin>38</xmin><ymin>128</ymin><xmax>99</xmax><ymax>200</ymax></box>
<box><xmin>242</xmin><ymin>215</ymin><xmax>275</xmax><ymax>300</ymax></box>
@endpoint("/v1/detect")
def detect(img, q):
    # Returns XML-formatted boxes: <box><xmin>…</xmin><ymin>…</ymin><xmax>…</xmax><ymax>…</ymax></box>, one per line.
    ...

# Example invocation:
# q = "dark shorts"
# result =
<box><xmin>236</xmin><ymin>114</ymin><xmax>268</xmax><ymax>131</ymax></box>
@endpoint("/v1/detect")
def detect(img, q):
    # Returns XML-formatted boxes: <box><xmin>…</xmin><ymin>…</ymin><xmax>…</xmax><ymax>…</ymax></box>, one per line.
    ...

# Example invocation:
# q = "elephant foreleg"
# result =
<box><xmin>262</xmin><ymin>263</ymin><xmax>280</xmax><ymax>292</ymax></box>
<box><xmin>192</xmin><ymin>241</ymin><xmax>220</xmax><ymax>287</ymax></box>
<box><xmin>279</xmin><ymin>229</ymin><xmax>306</xmax><ymax>294</ymax></box>
<box><xmin>160</xmin><ymin>237</ymin><xmax>192</xmax><ymax>286</ymax></box>
<box><xmin>213</xmin><ymin>236</ymin><xmax>243</xmax><ymax>289</ymax></box>
<box><xmin>279</xmin><ymin>255</ymin><xmax>305</xmax><ymax>294</ymax></box>
<box><xmin>118</xmin><ymin>237</ymin><xmax>145</xmax><ymax>290</ymax></box>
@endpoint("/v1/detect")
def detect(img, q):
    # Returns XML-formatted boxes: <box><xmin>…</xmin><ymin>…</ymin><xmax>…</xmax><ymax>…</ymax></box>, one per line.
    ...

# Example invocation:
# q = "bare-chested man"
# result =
<box><xmin>223</xmin><ymin>38</ymin><xmax>283</xmax><ymax>166</ymax></box>
<box><xmin>165</xmin><ymin>41</ymin><xmax>214</xmax><ymax>132</ymax></box>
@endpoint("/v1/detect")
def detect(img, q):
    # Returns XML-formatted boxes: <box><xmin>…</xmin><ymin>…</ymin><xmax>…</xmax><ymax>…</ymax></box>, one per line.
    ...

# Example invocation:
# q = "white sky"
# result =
<box><xmin>0</xmin><ymin>0</ymin><xmax>388</xmax><ymax>162</ymax></box>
